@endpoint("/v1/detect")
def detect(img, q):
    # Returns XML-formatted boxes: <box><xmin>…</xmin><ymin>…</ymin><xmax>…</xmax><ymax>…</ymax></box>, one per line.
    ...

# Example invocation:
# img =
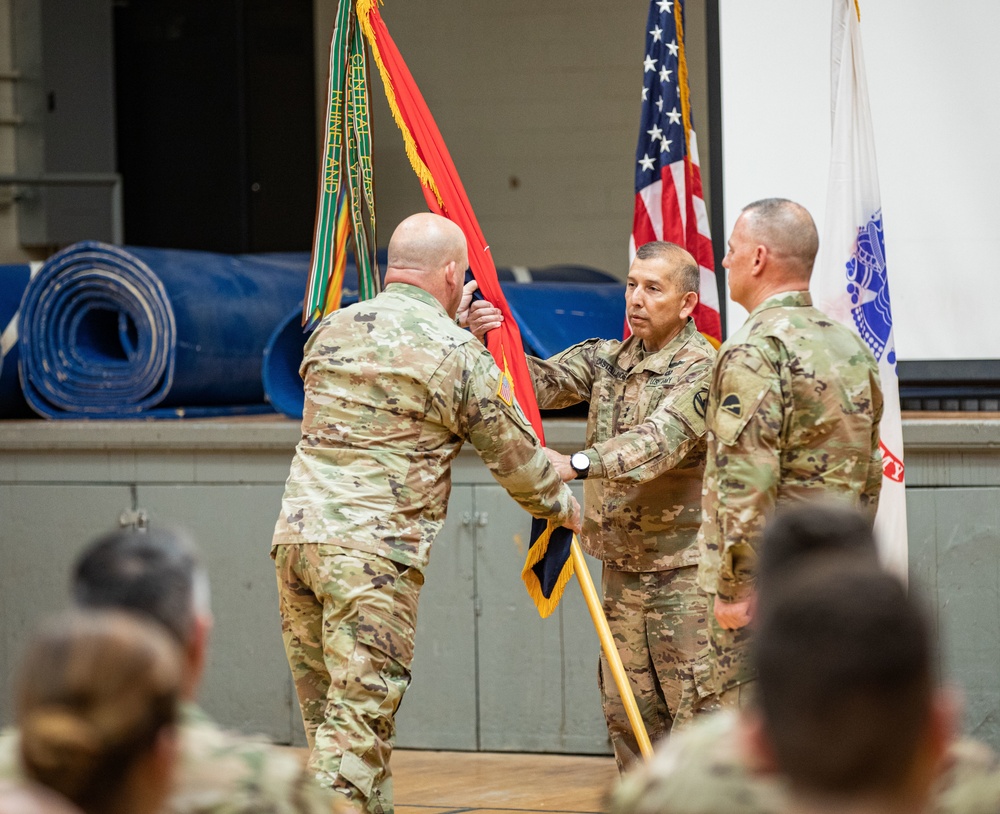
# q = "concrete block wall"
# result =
<box><xmin>0</xmin><ymin>2</ymin><xmax>714</xmax><ymax>270</ymax></box>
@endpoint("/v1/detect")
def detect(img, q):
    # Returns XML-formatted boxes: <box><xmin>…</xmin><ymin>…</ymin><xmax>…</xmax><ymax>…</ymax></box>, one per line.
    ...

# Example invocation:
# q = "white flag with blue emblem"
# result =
<box><xmin>813</xmin><ymin>0</ymin><xmax>907</xmax><ymax>578</ymax></box>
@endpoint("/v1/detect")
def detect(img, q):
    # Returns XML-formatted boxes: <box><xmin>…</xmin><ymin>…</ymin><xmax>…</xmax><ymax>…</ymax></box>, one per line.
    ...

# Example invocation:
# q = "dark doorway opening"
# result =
<box><xmin>113</xmin><ymin>0</ymin><xmax>316</xmax><ymax>253</ymax></box>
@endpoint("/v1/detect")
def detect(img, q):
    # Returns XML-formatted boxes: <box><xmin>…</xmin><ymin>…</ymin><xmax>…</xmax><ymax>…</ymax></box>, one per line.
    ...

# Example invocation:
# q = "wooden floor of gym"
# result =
<box><xmin>393</xmin><ymin>750</ymin><xmax>619</xmax><ymax>814</ymax></box>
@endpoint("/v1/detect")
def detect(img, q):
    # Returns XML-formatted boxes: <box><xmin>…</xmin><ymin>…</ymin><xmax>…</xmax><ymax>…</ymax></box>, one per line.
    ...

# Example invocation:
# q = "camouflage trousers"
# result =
<box><xmin>706</xmin><ymin>610</ymin><xmax>756</xmax><ymax>699</ymax></box>
<box><xmin>273</xmin><ymin>543</ymin><xmax>423</xmax><ymax>814</ymax></box>
<box><xmin>598</xmin><ymin>564</ymin><xmax>716</xmax><ymax>772</ymax></box>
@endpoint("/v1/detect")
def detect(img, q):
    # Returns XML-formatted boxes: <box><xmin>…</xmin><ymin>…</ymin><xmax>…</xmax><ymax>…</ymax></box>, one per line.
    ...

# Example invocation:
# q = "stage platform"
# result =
<box><xmin>2</xmin><ymin>414</ymin><xmax>1000</xmax><ymax>753</ymax></box>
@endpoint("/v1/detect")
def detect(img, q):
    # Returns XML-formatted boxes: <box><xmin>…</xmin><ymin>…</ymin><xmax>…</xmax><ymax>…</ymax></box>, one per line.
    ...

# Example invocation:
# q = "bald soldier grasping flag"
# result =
<box><xmin>272</xmin><ymin>212</ymin><xmax>581</xmax><ymax>814</ymax></box>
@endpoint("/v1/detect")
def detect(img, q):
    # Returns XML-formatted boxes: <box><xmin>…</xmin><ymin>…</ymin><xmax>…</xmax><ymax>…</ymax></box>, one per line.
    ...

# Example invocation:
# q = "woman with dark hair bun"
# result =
<box><xmin>14</xmin><ymin>609</ymin><xmax>182</xmax><ymax>814</ymax></box>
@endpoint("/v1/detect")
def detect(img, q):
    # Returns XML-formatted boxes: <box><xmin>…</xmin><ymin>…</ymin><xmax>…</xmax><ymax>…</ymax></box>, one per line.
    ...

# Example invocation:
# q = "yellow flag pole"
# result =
<box><xmin>570</xmin><ymin>536</ymin><xmax>654</xmax><ymax>761</ymax></box>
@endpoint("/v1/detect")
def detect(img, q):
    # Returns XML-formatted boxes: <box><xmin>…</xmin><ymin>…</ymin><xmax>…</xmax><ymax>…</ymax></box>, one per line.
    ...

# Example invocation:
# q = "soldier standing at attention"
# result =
<box><xmin>271</xmin><ymin>212</ymin><xmax>582</xmax><ymax>814</ymax></box>
<box><xmin>696</xmin><ymin>198</ymin><xmax>884</xmax><ymax>707</ymax></box>
<box><xmin>468</xmin><ymin>241</ymin><xmax>717</xmax><ymax>771</ymax></box>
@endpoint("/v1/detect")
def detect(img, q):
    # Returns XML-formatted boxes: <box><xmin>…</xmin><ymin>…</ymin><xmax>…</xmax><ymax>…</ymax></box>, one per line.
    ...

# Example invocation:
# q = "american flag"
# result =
<box><xmin>630</xmin><ymin>0</ymin><xmax>721</xmax><ymax>342</ymax></box>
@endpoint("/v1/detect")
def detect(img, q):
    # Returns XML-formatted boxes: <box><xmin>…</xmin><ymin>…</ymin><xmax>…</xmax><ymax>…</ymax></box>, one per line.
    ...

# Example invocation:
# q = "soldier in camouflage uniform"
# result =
<box><xmin>271</xmin><ymin>212</ymin><xmax>581</xmax><ymax>814</ymax></box>
<box><xmin>0</xmin><ymin>525</ymin><xmax>345</xmax><ymax>814</ymax></box>
<box><xmin>609</xmin><ymin>708</ymin><xmax>1000</xmax><ymax>814</ymax></box>
<box><xmin>612</xmin><ymin>504</ymin><xmax>1000</xmax><ymax>814</ymax></box>
<box><xmin>696</xmin><ymin>198</ymin><xmax>883</xmax><ymax>702</ymax></box>
<box><xmin>468</xmin><ymin>242</ymin><xmax>716</xmax><ymax>771</ymax></box>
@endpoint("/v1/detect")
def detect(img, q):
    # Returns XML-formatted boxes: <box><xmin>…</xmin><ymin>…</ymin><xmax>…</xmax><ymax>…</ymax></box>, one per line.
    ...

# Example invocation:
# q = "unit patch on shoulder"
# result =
<box><xmin>497</xmin><ymin>368</ymin><xmax>515</xmax><ymax>407</ymax></box>
<box><xmin>720</xmin><ymin>394</ymin><xmax>742</xmax><ymax>418</ymax></box>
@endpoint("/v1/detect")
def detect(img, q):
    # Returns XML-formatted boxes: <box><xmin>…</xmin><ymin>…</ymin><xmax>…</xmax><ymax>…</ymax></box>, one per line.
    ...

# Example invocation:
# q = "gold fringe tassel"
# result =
<box><xmin>674</xmin><ymin>1</ymin><xmax>692</xmax><ymax>159</ymax></box>
<box><xmin>355</xmin><ymin>0</ymin><xmax>444</xmax><ymax>207</ymax></box>
<box><xmin>520</xmin><ymin>519</ymin><xmax>576</xmax><ymax>619</ymax></box>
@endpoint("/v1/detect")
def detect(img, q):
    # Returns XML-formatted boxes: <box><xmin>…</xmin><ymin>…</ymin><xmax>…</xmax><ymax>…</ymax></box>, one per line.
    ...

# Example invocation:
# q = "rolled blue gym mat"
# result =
<box><xmin>18</xmin><ymin>242</ymin><xmax>309</xmax><ymax>418</ymax></box>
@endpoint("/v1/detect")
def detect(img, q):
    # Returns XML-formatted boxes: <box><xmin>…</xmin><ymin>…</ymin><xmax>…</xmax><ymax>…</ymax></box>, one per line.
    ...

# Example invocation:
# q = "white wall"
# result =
<box><xmin>720</xmin><ymin>0</ymin><xmax>998</xmax><ymax>361</ymax></box>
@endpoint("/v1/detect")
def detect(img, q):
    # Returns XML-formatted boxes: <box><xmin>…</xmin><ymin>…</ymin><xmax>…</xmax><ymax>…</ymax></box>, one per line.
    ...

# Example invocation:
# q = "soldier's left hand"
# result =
<box><xmin>714</xmin><ymin>595</ymin><xmax>753</xmax><ymax>630</ymax></box>
<box><xmin>456</xmin><ymin>279</ymin><xmax>479</xmax><ymax>328</ymax></box>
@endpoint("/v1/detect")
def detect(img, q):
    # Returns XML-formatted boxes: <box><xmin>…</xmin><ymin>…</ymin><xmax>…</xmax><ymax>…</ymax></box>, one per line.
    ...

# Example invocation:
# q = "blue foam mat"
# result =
<box><xmin>18</xmin><ymin>242</ymin><xmax>310</xmax><ymax>419</ymax></box>
<box><xmin>0</xmin><ymin>264</ymin><xmax>34</xmax><ymax>418</ymax></box>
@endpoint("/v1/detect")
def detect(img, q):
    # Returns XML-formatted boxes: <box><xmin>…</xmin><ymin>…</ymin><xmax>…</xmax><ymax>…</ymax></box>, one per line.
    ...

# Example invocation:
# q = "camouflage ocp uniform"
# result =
<box><xmin>696</xmin><ymin>291</ymin><xmax>883</xmax><ymax>694</ymax></box>
<box><xmin>0</xmin><ymin>703</ymin><xmax>349</xmax><ymax>814</ymax></box>
<box><xmin>527</xmin><ymin>319</ymin><xmax>716</xmax><ymax>769</ymax></box>
<box><xmin>608</xmin><ymin>709</ymin><xmax>1000</xmax><ymax>814</ymax></box>
<box><xmin>271</xmin><ymin>282</ymin><xmax>575</xmax><ymax>814</ymax></box>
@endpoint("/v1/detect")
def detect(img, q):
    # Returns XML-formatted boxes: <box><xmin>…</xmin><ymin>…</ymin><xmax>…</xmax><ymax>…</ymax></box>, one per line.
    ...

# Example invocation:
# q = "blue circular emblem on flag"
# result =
<box><xmin>846</xmin><ymin>211</ymin><xmax>894</xmax><ymax>364</ymax></box>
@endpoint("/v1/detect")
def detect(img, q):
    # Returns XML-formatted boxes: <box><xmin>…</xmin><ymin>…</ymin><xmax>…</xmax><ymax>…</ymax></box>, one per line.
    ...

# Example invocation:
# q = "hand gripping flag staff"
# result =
<box><xmin>308</xmin><ymin>0</ymin><xmax>654</xmax><ymax>760</ymax></box>
<box><xmin>813</xmin><ymin>0</ymin><xmax>908</xmax><ymax>578</ymax></box>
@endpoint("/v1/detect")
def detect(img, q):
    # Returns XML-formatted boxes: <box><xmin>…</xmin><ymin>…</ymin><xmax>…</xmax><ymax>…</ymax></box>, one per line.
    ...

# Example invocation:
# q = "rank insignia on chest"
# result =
<box><xmin>720</xmin><ymin>394</ymin><xmax>742</xmax><ymax>418</ymax></box>
<box><xmin>497</xmin><ymin>367</ymin><xmax>515</xmax><ymax>407</ymax></box>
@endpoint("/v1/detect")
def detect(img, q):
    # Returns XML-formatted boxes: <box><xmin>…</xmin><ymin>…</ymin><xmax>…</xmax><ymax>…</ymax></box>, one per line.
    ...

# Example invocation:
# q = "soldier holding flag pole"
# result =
<box><xmin>468</xmin><ymin>241</ymin><xmax>718</xmax><ymax>770</ymax></box>
<box><xmin>273</xmin><ymin>212</ymin><xmax>582</xmax><ymax>814</ymax></box>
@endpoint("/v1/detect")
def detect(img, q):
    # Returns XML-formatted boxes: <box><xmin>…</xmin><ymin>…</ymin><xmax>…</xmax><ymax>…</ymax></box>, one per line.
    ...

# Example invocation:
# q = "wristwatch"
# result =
<box><xmin>570</xmin><ymin>451</ymin><xmax>591</xmax><ymax>480</ymax></box>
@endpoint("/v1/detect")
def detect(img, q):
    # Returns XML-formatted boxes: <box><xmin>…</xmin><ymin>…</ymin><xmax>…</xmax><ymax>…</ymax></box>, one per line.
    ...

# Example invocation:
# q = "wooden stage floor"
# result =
<box><xmin>393</xmin><ymin>750</ymin><xmax>619</xmax><ymax>814</ymax></box>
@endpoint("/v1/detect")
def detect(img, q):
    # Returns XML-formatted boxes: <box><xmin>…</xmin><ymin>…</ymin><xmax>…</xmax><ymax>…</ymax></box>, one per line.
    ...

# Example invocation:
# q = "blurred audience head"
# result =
<box><xmin>72</xmin><ymin>524</ymin><xmax>211</xmax><ymax>698</ymax></box>
<box><xmin>16</xmin><ymin>610</ymin><xmax>182</xmax><ymax>814</ymax></box>
<box><xmin>746</xmin><ymin>559</ymin><xmax>953</xmax><ymax>813</ymax></box>
<box><xmin>756</xmin><ymin>500</ymin><xmax>879</xmax><ymax>606</ymax></box>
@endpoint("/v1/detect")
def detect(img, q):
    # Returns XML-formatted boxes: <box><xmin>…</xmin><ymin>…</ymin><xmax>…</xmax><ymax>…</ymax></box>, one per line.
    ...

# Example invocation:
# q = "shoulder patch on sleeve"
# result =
<box><xmin>712</xmin><ymin>358</ymin><xmax>775</xmax><ymax>446</ymax></box>
<box><xmin>720</xmin><ymin>393</ymin><xmax>742</xmax><ymax>417</ymax></box>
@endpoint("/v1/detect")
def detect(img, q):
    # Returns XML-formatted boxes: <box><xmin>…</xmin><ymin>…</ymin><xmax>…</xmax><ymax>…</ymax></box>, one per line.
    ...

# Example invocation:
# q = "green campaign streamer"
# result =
<box><xmin>304</xmin><ymin>1</ymin><xmax>379</xmax><ymax>329</ymax></box>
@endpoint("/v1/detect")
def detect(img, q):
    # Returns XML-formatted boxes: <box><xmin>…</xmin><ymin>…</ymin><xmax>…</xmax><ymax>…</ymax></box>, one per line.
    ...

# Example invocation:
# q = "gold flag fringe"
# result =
<box><xmin>521</xmin><ymin>520</ymin><xmax>576</xmax><ymax>619</ymax></box>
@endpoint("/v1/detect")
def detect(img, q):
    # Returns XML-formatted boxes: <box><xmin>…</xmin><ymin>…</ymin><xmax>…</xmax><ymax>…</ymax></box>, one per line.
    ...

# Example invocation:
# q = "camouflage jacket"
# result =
<box><xmin>0</xmin><ymin>703</ymin><xmax>348</xmax><ymax>814</ymax></box>
<box><xmin>272</xmin><ymin>283</ymin><xmax>575</xmax><ymax>571</ymax></box>
<box><xmin>529</xmin><ymin>320</ymin><xmax>716</xmax><ymax>571</ymax></box>
<box><xmin>696</xmin><ymin>291</ymin><xmax>883</xmax><ymax>603</ymax></box>
<box><xmin>609</xmin><ymin>710</ymin><xmax>1000</xmax><ymax>814</ymax></box>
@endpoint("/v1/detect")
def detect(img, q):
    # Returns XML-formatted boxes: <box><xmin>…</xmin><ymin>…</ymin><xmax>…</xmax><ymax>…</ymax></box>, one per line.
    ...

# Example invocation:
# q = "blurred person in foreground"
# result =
<box><xmin>748</xmin><ymin>560</ymin><xmax>951</xmax><ymax>814</ymax></box>
<box><xmin>13</xmin><ymin>610</ymin><xmax>182</xmax><ymax>814</ymax></box>
<box><xmin>466</xmin><ymin>241</ymin><xmax>717</xmax><ymax>770</ymax></box>
<box><xmin>272</xmin><ymin>212</ymin><xmax>581</xmax><ymax>813</ymax></box>
<box><xmin>0</xmin><ymin>525</ymin><xmax>344</xmax><ymax>814</ymax></box>
<box><xmin>611</xmin><ymin>503</ymin><xmax>996</xmax><ymax>814</ymax></box>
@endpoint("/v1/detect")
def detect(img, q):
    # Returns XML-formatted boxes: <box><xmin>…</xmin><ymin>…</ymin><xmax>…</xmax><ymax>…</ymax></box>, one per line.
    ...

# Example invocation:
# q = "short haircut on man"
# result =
<box><xmin>756</xmin><ymin>501</ymin><xmax>879</xmax><ymax>603</ymax></box>
<box><xmin>72</xmin><ymin>525</ymin><xmax>208</xmax><ymax>645</ymax></box>
<box><xmin>753</xmin><ymin>560</ymin><xmax>934</xmax><ymax>797</ymax></box>
<box><xmin>634</xmin><ymin>241</ymin><xmax>700</xmax><ymax>296</ymax></box>
<box><xmin>741</xmin><ymin>197</ymin><xmax>820</xmax><ymax>273</ymax></box>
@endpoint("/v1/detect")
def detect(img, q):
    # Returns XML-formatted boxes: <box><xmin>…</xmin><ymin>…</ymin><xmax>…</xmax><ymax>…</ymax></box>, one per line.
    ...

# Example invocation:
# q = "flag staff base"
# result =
<box><xmin>570</xmin><ymin>537</ymin><xmax>654</xmax><ymax>761</ymax></box>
